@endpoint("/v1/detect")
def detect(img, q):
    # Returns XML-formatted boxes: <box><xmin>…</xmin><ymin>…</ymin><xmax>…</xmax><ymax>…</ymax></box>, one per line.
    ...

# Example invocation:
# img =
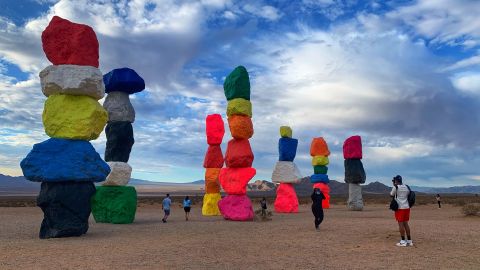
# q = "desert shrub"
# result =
<box><xmin>462</xmin><ymin>204</ymin><xmax>480</xmax><ymax>216</ymax></box>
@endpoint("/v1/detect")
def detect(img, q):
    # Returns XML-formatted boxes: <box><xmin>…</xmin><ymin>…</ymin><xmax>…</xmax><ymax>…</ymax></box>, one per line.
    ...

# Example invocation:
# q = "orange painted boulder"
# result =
<box><xmin>203</xmin><ymin>145</ymin><xmax>224</xmax><ymax>168</ymax></box>
<box><xmin>343</xmin><ymin>135</ymin><xmax>362</xmax><ymax>159</ymax></box>
<box><xmin>205</xmin><ymin>168</ymin><xmax>221</xmax><ymax>193</ymax></box>
<box><xmin>224</xmin><ymin>139</ymin><xmax>254</xmax><ymax>168</ymax></box>
<box><xmin>228</xmin><ymin>115</ymin><xmax>253</xmax><ymax>140</ymax></box>
<box><xmin>218</xmin><ymin>195</ymin><xmax>254</xmax><ymax>221</ymax></box>
<box><xmin>274</xmin><ymin>183</ymin><xmax>298</xmax><ymax>213</ymax></box>
<box><xmin>206</xmin><ymin>114</ymin><xmax>225</xmax><ymax>145</ymax></box>
<box><xmin>310</xmin><ymin>137</ymin><xmax>330</xmax><ymax>156</ymax></box>
<box><xmin>219</xmin><ymin>167</ymin><xmax>256</xmax><ymax>195</ymax></box>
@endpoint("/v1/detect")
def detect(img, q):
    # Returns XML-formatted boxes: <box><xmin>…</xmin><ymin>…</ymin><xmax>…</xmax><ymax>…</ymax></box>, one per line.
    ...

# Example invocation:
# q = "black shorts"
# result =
<box><xmin>184</xmin><ymin>207</ymin><xmax>191</xmax><ymax>213</ymax></box>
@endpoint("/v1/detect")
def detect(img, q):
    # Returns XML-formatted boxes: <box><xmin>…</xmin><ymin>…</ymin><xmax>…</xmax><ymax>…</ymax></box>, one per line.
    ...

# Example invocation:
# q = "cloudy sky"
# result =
<box><xmin>1</xmin><ymin>0</ymin><xmax>480</xmax><ymax>187</ymax></box>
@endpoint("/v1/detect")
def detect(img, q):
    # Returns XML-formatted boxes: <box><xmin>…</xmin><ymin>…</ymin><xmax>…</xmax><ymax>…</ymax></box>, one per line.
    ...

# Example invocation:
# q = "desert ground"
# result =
<box><xmin>0</xmin><ymin>202</ymin><xmax>479</xmax><ymax>270</ymax></box>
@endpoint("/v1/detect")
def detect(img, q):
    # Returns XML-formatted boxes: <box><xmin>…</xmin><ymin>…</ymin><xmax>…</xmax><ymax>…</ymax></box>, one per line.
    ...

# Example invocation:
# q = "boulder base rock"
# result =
<box><xmin>206</xmin><ymin>114</ymin><xmax>225</xmax><ymax>145</ymax></box>
<box><xmin>103</xmin><ymin>162</ymin><xmax>132</xmax><ymax>186</ymax></box>
<box><xmin>343</xmin><ymin>135</ymin><xmax>362</xmax><ymax>159</ymax></box>
<box><xmin>43</xmin><ymin>94</ymin><xmax>108</xmax><ymax>140</ymax></box>
<box><xmin>225</xmin><ymin>139</ymin><xmax>254</xmax><ymax>168</ymax></box>
<box><xmin>40</xmin><ymin>65</ymin><xmax>105</xmax><ymax>100</ymax></box>
<box><xmin>313</xmin><ymin>165</ymin><xmax>328</xmax><ymax>174</ymax></box>
<box><xmin>348</xmin><ymin>183</ymin><xmax>364</xmax><ymax>211</ymax></box>
<box><xmin>311</xmin><ymin>156</ymin><xmax>329</xmax><ymax>166</ymax></box>
<box><xmin>202</xmin><ymin>193</ymin><xmax>221</xmax><ymax>216</ymax></box>
<box><xmin>226</xmin><ymin>98</ymin><xmax>252</xmax><ymax>118</ymax></box>
<box><xmin>274</xmin><ymin>183</ymin><xmax>298</xmax><ymax>213</ymax></box>
<box><xmin>21</xmin><ymin>138</ymin><xmax>110</xmax><ymax>182</ymax></box>
<box><xmin>344</xmin><ymin>159</ymin><xmax>366</xmax><ymax>184</ymax></box>
<box><xmin>223</xmin><ymin>66</ymin><xmax>250</xmax><ymax>101</ymax></box>
<box><xmin>228</xmin><ymin>115</ymin><xmax>253</xmax><ymax>140</ymax></box>
<box><xmin>103</xmin><ymin>68</ymin><xmax>145</xmax><ymax>94</ymax></box>
<box><xmin>37</xmin><ymin>181</ymin><xmax>95</xmax><ymax>239</ymax></box>
<box><xmin>310</xmin><ymin>174</ymin><xmax>329</xmax><ymax>184</ymax></box>
<box><xmin>203</xmin><ymin>145</ymin><xmax>224</xmax><ymax>168</ymax></box>
<box><xmin>219</xmin><ymin>167</ymin><xmax>256</xmax><ymax>195</ymax></box>
<box><xmin>280</xmin><ymin>126</ymin><xmax>292</xmax><ymax>138</ymax></box>
<box><xmin>271</xmin><ymin>161</ymin><xmax>302</xmax><ymax>183</ymax></box>
<box><xmin>310</xmin><ymin>137</ymin><xmax>330</xmax><ymax>156</ymax></box>
<box><xmin>279</xmin><ymin>137</ymin><xmax>298</xmax><ymax>161</ymax></box>
<box><xmin>91</xmin><ymin>186</ymin><xmax>137</xmax><ymax>224</ymax></box>
<box><xmin>41</xmin><ymin>16</ymin><xmax>99</xmax><ymax>67</ymax></box>
<box><xmin>105</xmin><ymin>121</ymin><xmax>134</xmax><ymax>162</ymax></box>
<box><xmin>205</xmin><ymin>168</ymin><xmax>221</xmax><ymax>193</ymax></box>
<box><xmin>103</xmin><ymin>91</ymin><xmax>135</xmax><ymax>123</ymax></box>
<box><xmin>218</xmin><ymin>195</ymin><xmax>254</xmax><ymax>221</ymax></box>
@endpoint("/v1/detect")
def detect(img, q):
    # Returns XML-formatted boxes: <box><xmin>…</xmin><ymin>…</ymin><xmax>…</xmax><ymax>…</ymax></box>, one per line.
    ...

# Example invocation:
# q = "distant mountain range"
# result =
<box><xmin>1</xmin><ymin>173</ymin><xmax>480</xmax><ymax>195</ymax></box>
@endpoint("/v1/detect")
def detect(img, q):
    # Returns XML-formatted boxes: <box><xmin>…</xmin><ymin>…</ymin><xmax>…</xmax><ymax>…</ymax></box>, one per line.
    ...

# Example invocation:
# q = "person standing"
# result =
<box><xmin>390</xmin><ymin>175</ymin><xmax>413</xmax><ymax>247</ymax></box>
<box><xmin>260</xmin><ymin>197</ymin><xmax>267</xmax><ymax>217</ymax></box>
<box><xmin>311</xmin><ymin>188</ymin><xmax>325</xmax><ymax>230</ymax></box>
<box><xmin>183</xmin><ymin>196</ymin><xmax>192</xmax><ymax>221</ymax></box>
<box><xmin>436</xmin><ymin>194</ymin><xmax>441</xmax><ymax>209</ymax></box>
<box><xmin>162</xmin><ymin>194</ymin><xmax>172</xmax><ymax>223</ymax></box>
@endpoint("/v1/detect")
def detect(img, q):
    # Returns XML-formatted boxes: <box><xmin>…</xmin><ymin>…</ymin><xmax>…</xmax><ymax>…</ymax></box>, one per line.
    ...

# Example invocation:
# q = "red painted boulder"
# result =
<box><xmin>219</xmin><ymin>167</ymin><xmax>256</xmax><ymax>195</ymax></box>
<box><xmin>224</xmin><ymin>139</ymin><xmax>254</xmax><ymax>168</ymax></box>
<box><xmin>310</xmin><ymin>137</ymin><xmax>330</xmax><ymax>156</ymax></box>
<box><xmin>343</xmin><ymin>135</ymin><xmax>362</xmax><ymax>159</ymax></box>
<box><xmin>274</xmin><ymin>183</ymin><xmax>298</xmax><ymax>213</ymax></box>
<box><xmin>41</xmin><ymin>16</ymin><xmax>99</xmax><ymax>67</ymax></box>
<box><xmin>203</xmin><ymin>145</ymin><xmax>224</xmax><ymax>168</ymax></box>
<box><xmin>206</xmin><ymin>114</ymin><xmax>225</xmax><ymax>145</ymax></box>
<box><xmin>218</xmin><ymin>195</ymin><xmax>254</xmax><ymax>221</ymax></box>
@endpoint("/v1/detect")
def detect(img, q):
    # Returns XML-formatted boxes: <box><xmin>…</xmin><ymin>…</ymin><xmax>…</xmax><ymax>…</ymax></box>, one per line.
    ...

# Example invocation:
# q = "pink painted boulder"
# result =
<box><xmin>343</xmin><ymin>135</ymin><xmax>362</xmax><ymax>159</ymax></box>
<box><xmin>219</xmin><ymin>167</ymin><xmax>256</xmax><ymax>195</ymax></box>
<box><xmin>274</xmin><ymin>183</ymin><xmax>298</xmax><ymax>213</ymax></box>
<box><xmin>218</xmin><ymin>195</ymin><xmax>254</xmax><ymax>221</ymax></box>
<box><xmin>206</xmin><ymin>114</ymin><xmax>225</xmax><ymax>145</ymax></box>
<box><xmin>41</xmin><ymin>16</ymin><xmax>99</xmax><ymax>67</ymax></box>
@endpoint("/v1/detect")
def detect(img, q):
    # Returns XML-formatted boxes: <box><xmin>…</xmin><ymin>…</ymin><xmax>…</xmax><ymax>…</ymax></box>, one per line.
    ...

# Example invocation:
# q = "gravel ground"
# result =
<box><xmin>0</xmin><ymin>204</ymin><xmax>479</xmax><ymax>269</ymax></box>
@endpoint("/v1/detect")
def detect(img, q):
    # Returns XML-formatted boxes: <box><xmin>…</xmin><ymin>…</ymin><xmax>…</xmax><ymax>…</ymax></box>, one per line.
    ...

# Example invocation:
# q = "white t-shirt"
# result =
<box><xmin>390</xmin><ymin>185</ymin><xmax>410</xmax><ymax>209</ymax></box>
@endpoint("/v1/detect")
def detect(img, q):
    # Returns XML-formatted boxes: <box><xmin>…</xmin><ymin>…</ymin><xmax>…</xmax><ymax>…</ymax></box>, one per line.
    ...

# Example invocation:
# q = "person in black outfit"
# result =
<box><xmin>311</xmin><ymin>188</ymin><xmax>325</xmax><ymax>230</ymax></box>
<box><xmin>260</xmin><ymin>197</ymin><xmax>267</xmax><ymax>217</ymax></box>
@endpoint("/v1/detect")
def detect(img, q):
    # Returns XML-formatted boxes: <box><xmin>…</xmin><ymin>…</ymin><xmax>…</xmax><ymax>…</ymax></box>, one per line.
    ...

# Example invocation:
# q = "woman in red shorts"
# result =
<box><xmin>390</xmin><ymin>175</ymin><xmax>413</xmax><ymax>247</ymax></box>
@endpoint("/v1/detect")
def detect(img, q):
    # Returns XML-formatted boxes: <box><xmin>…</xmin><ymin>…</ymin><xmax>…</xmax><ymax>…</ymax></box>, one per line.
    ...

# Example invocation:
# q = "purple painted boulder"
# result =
<box><xmin>218</xmin><ymin>195</ymin><xmax>254</xmax><ymax>221</ymax></box>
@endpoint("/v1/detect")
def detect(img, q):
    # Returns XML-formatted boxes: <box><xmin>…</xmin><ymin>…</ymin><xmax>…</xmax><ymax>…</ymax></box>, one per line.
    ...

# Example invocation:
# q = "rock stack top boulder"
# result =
<box><xmin>206</xmin><ymin>114</ymin><xmax>225</xmax><ymax>145</ymax></box>
<box><xmin>103</xmin><ymin>68</ymin><xmax>145</xmax><ymax>94</ymax></box>
<box><xmin>41</xmin><ymin>16</ymin><xmax>99</xmax><ymax>67</ymax></box>
<box><xmin>223</xmin><ymin>66</ymin><xmax>250</xmax><ymax>101</ymax></box>
<box><xmin>280</xmin><ymin>126</ymin><xmax>292</xmax><ymax>138</ymax></box>
<box><xmin>343</xmin><ymin>135</ymin><xmax>362</xmax><ymax>159</ymax></box>
<box><xmin>310</xmin><ymin>137</ymin><xmax>330</xmax><ymax>156</ymax></box>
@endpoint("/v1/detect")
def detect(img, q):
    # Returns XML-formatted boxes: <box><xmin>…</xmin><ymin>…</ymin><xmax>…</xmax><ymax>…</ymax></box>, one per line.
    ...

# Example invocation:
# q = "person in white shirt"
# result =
<box><xmin>390</xmin><ymin>175</ymin><xmax>413</xmax><ymax>247</ymax></box>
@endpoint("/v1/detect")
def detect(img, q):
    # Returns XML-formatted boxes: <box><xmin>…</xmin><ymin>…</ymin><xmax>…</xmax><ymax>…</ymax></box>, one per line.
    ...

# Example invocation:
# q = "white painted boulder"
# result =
<box><xmin>271</xmin><ymin>161</ymin><xmax>301</xmax><ymax>184</ymax></box>
<box><xmin>347</xmin><ymin>183</ymin><xmax>364</xmax><ymax>211</ymax></box>
<box><xmin>103</xmin><ymin>162</ymin><xmax>132</xmax><ymax>186</ymax></box>
<box><xmin>103</xmin><ymin>91</ymin><xmax>135</xmax><ymax>123</ymax></box>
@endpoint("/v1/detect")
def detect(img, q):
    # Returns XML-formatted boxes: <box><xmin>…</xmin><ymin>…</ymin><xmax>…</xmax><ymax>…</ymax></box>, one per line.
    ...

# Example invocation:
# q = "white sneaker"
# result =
<box><xmin>407</xmin><ymin>240</ymin><xmax>413</xmax><ymax>246</ymax></box>
<box><xmin>396</xmin><ymin>240</ymin><xmax>407</xmax><ymax>247</ymax></box>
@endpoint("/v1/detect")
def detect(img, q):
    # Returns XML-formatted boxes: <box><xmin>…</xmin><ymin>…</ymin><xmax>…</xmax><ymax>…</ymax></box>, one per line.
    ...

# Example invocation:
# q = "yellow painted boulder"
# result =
<box><xmin>227</xmin><ymin>98</ymin><xmax>252</xmax><ymax>117</ymax></box>
<box><xmin>280</xmin><ymin>126</ymin><xmax>292</xmax><ymax>138</ymax></box>
<box><xmin>312</xmin><ymin>155</ymin><xmax>329</xmax><ymax>166</ymax></box>
<box><xmin>43</xmin><ymin>94</ymin><xmax>108</xmax><ymax>140</ymax></box>
<box><xmin>202</xmin><ymin>193</ymin><xmax>222</xmax><ymax>216</ymax></box>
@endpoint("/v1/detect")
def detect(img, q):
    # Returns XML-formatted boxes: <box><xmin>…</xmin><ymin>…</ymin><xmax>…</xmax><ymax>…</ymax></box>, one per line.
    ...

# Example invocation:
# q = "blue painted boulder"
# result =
<box><xmin>310</xmin><ymin>174</ymin><xmax>330</xmax><ymax>184</ymax></box>
<box><xmin>278</xmin><ymin>138</ymin><xmax>298</xmax><ymax>161</ymax></box>
<box><xmin>20</xmin><ymin>138</ymin><xmax>110</xmax><ymax>182</ymax></box>
<box><xmin>103</xmin><ymin>67</ymin><xmax>145</xmax><ymax>94</ymax></box>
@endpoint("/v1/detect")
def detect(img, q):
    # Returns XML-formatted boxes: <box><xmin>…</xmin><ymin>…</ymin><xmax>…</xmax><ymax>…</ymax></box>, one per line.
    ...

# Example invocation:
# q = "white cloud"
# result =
<box><xmin>451</xmin><ymin>73</ymin><xmax>480</xmax><ymax>94</ymax></box>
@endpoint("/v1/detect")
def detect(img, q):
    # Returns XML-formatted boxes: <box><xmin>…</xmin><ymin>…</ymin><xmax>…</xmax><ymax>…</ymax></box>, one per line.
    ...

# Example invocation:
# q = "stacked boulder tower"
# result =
<box><xmin>309</xmin><ymin>137</ymin><xmax>331</xmax><ymax>209</ymax></box>
<box><xmin>202</xmin><ymin>114</ymin><xmax>225</xmax><ymax>216</ymax></box>
<box><xmin>91</xmin><ymin>68</ymin><xmax>145</xmax><ymax>224</ymax></box>
<box><xmin>20</xmin><ymin>16</ymin><xmax>110</xmax><ymax>238</ymax></box>
<box><xmin>271</xmin><ymin>126</ymin><xmax>301</xmax><ymax>213</ymax></box>
<box><xmin>343</xmin><ymin>135</ymin><xmax>366</xmax><ymax>211</ymax></box>
<box><xmin>218</xmin><ymin>66</ymin><xmax>255</xmax><ymax>221</ymax></box>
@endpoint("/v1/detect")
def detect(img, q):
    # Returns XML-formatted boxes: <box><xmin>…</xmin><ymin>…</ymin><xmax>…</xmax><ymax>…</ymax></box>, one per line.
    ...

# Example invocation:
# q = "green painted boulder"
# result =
<box><xmin>223</xmin><ymin>66</ymin><xmax>250</xmax><ymax>101</ymax></box>
<box><xmin>91</xmin><ymin>186</ymin><xmax>137</xmax><ymax>224</ymax></box>
<box><xmin>314</xmin><ymin>165</ymin><xmax>328</xmax><ymax>174</ymax></box>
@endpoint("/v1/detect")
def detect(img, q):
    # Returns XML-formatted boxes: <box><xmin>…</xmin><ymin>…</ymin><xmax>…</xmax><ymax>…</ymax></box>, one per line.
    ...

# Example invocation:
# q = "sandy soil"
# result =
<box><xmin>0</xmin><ymin>204</ymin><xmax>479</xmax><ymax>270</ymax></box>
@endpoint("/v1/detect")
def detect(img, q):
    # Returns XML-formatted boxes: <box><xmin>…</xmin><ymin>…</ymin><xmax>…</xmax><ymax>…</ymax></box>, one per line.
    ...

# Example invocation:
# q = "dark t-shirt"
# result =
<box><xmin>261</xmin><ymin>200</ymin><xmax>267</xmax><ymax>209</ymax></box>
<box><xmin>311</xmin><ymin>191</ymin><xmax>325</xmax><ymax>207</ymax></box>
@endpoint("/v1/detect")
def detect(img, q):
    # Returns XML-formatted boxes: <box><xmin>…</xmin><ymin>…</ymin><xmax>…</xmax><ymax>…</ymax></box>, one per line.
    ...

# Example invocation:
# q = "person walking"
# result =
<box><xmin>436</xmin><ymin>194</ymin><xmax>441</xmax><ymax>209</ymax></box>
<box><xmin>162</xmin><ymin>194</ymin><xmax>172</xmax><ymax>223</ymax></box>
<box><xmin>390</xmin><ymin>175</ymin><xmax>413</xmax><ymax>247</ymax></box>
<box><xmin>183</xmin><ymin>196</ymin><xmax>192</xmax><ymax>221</ymax></box>
<box><xmin>311</xmin><ymin>188</ymin><xmax>325</xmax><ymax>230</ymax></box>
<box><xmin>260</xmin><ymin>197</ymin><xmax>267</xmax><ymax>217</ymax></box>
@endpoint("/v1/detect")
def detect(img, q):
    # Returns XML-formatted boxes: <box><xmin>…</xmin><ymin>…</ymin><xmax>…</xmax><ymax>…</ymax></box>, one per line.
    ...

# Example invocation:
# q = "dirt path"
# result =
<box><xmin>0</xmin><ymin>204</ymin><xmax>478</xmax><ymax>269</ymax></box>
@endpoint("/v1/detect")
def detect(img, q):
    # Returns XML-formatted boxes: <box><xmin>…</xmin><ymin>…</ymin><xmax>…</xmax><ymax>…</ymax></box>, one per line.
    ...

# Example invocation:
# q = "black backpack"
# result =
<box><xmin>406</xmin><ymin>185</ymin><xmax>416</xmax><ymax>207</ymax></box>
